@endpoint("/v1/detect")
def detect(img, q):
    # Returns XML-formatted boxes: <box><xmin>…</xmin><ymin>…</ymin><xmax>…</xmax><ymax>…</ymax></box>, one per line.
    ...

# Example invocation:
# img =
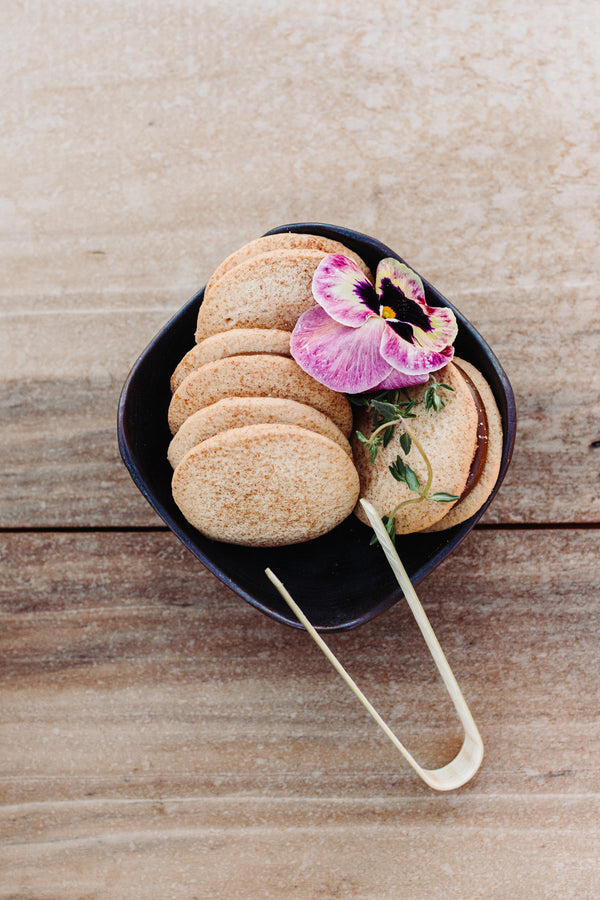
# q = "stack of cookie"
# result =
<box><xmin>167</xmin><ymin>233</ymin><xmax>366</xmax><ymax>547</ymax></box>
<box><xmin>167</xmin><ymin>232</ymin><xmax>504</xmax><ymax>547</ymax></box>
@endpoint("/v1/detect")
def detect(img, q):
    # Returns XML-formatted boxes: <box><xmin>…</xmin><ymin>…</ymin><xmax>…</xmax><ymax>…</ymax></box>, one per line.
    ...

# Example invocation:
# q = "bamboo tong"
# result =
<box><xmin>266</xmin><ymin>499</ymin><xmax>483</xmax><ymax>791</ymax></box>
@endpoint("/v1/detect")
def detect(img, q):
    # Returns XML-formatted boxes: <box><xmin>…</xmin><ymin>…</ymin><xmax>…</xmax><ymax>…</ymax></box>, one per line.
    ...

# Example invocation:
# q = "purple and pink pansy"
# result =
<box><xmin>290</xmin><ymin>254</ymin><xmax>458</xmax><ymax>394</ymax></box>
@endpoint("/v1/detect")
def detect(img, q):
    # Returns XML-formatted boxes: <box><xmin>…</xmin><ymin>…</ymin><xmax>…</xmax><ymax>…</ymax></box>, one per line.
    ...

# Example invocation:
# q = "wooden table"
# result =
<box><xmin>2</xmin><ymin>2</ymin><xmax>599</xmax><ymax>897</ymax></box>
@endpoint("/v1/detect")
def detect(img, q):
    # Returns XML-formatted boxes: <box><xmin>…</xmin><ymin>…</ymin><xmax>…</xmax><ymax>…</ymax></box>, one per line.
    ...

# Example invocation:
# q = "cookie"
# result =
<box><xmin>352</xmin><ymin>363</ymin><xmax>478</xmax><ymax>534</ymax></box>
<box><xmin>170</xmin><ymin>328</ymin><xmax>292</xmax><ymax>392</ymax></box>
<box><xmin>204</xmin><ymin>231</ymin><xmax>370</xmax><ymax>296</ymax></box>
<box><xmin>167</xmin><ymin>396</ymin><xmax>352</xmax><ymax>468</ymax></box>
<box><xmin>168</xmin><ymin>354</ymin><xmax>354</xmax><ymax>437</ymax></box>
<box><xmin>195</xmin><ymin>249</ymin><xmax>341</xmax><ymax>343</ymax></box>
<box><xmin>171</xmin><ymin>423</ymin><xmax>360</xmax><ymax>546</ymax></box>
<box><xmin>426</xmin><ymin>358</ymin><xmax>503</xmax><ymax>531</ymax></box>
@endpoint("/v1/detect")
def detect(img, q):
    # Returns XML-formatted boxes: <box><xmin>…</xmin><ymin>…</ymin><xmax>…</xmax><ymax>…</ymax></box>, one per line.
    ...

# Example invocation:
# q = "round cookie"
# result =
<box><xmin>195</xmin><ymin>249</ymin><xmax>337</xmax><ymax>343</ymax></box>
<box><xmin>167</xmin><ymin>396</ymin><xmax>352</xmax><ymax>468</ymax></box>
<box><xmin>170</xmin><ymin>328</ymin><xmax>292</xmax><ymax>392</ymax></box>
<box><xmin>352</xmin><ymin>363</ymin><xmax>478</xmax><ymax>534</ymax></box>
<box><xmin>171</xmin><ymin>423</ymin><xmax>360</xmax><ymax>547</ymax></box>
<box><xmin>168</xmin><ymin>354</ymin><xmax>354</xmax><ymax>437</ymax></box>
<box><xmin>426</xmin><ymin>358</ymin><xmax>503</xmax><ymax>531</ymax></box>
<box><xmin>205</xmin><ymin>232</ymin><xmax>371</xmax><ymax>295</ymax></box>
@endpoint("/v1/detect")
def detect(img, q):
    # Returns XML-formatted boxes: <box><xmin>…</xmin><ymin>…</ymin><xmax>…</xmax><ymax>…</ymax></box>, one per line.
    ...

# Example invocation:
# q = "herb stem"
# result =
<box><xmin>369</xmin><ymin>416</ymin><xmax>404</xmax><ymax>443</ymax></box>
<box><xmin>388</xmin><ymin>423</ymin><xmax>435</xmax><ymax>519</ymax></box>
<box><xmin>406</xmin><ymin>425</ymin><xmax>434</xmax><ymax>496</ymax></box>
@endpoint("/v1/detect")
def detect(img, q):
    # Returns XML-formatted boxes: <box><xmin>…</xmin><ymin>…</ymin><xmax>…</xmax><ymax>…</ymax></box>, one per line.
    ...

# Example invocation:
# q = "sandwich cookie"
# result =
<box><xmin>170</xmin><ymin>328</ymin><xmax>292</xmax><ymax>392</ymax></box>
<box><xmin>352</xmin><ymin>362</ymin><xmax>479</xmax><ymax>534</ymax></box>
<box><xmin>167</xmin><ymin>396</ymin><xmax>352</xmax><ymax>468</ymax></box>
<box><xmin>171</xmin><ymin>423</ymin><xmax>360</xmax><ymax>547</ymax></box>
<box><xmin>195</xmin><ymin>249</ymin><xmax>349</xmax><ymax>343</ymax></box>
<box><xmin>168</xmin><ymin>354</ymin><xmax>354</xmax><ymax>437</ymax></box>
<box><xmin>204</xmin><ymin>231</ymin><xmax>371</xmax><ymax>296</ymax></box>
<box><xmin>426</xmin><ymin>357</ymin><xmax>503</xmax><ymax>531</ymax></box>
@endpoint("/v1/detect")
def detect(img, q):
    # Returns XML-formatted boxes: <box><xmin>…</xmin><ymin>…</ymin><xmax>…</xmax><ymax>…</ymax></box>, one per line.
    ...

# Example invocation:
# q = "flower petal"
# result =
<box><xmin>379</xmin><ymin>323</ymin><xmax>455</xmax><ymax>374</ymax></box>
<box><xmin>410</xmin><ymin>306</ymin><xmax>458</xmax><ymax>351</ymax></box>
<box><xmin>375</xmin><ymin>258</ymin><xmax>426</xmax><ymax>303</ymax></box>
<box><xmin>290</xmin><ymin>306</ymin><xmax>393</xmax><ymax>393</ymax></box>
<box><xmin>375</xmin><ymin>257</ymin><xmax>458</xmax><ymax>351</ymax></box>
<box><xmin>312</xmin><ymin>254</ymin><xmax>377</xmax><ymax>327</ymax></box>
<box><xmin>371</xmin><ymin>368</ymin><xmax>431</xmax><ymax>390</ymax></box>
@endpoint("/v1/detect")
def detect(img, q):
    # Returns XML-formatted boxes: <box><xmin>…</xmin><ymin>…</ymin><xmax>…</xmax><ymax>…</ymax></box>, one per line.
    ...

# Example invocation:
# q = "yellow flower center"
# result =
<box><xmin>381</xmin><ymin>305</ymin><xmax>396</xmax><ymax>320</ymax></box>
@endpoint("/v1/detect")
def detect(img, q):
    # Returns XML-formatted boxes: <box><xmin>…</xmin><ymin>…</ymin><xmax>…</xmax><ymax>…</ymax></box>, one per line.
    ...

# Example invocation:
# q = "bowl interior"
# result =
<box><xmin>118</xmin><ymin>222</ymin><xmax>516</xmax><ymax>631</ymax></box>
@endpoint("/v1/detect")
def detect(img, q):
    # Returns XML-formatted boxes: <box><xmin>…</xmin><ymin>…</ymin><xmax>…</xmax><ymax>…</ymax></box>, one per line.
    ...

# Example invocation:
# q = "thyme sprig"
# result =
<box><xmin>351</xmin><ymin>388</ymin><xmax>420</xmax><ymax>464</ymax></box>
<box><xmin>387</xmin><ymin>423</ymin><xmax>458</xmax><ymax>512</ymax></box>
<box><xmin>351</xmin><ymin>377</ymin><xmax>458</xmax><ymax>546</ymax></box>
<box><xmin>424</xmin><ymin>379</ymin><xmax>454</xmax><ymax>412</ymax></box>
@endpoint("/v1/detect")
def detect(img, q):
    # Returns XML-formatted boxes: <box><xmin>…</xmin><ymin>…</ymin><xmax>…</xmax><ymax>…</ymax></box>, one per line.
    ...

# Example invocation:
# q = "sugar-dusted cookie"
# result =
<box><xmin>167</xmin><ymin>396</ymin><xmax>352</xmax><ymax>468</ymax></box>
<box><xmin>352</xmin><ymin>363</ymin><xmax>478</xmax><ymax>534</ymax></box>
<box><xmin>170</xmin><ymin>328</ymin><xmax>292</xmax><ymax>392</ymax></box>
<box><xmin>171</xmin><ymin>423</ymin><xmax>360</xmax><ymax>546</ymax></box>
<box><xmin>426</xmin><ymin>358</ymin><xmax>503</xmax><ymax>531</ymax></box>
<box><xmin>204</xmin><ymin>232</ymin><xmax>370</xmax><ymax>296</ymax></box>
<box><xmin>195</xmin><ymin>249</ymin><xmax>334</xmax><ymax>343</ymax></box>
<box><xmin>168</xmin><ymin>354</ymin><xmax>353</xmax><ymax>437</ymax></box>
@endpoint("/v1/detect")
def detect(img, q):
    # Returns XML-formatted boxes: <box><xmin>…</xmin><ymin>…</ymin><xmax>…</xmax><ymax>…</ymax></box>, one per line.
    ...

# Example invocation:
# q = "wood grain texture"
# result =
<box><xmin>2</xmin><ymin>0</ymin><xmax>599</xmax><ymax>529</ymax></box>
<box><xmin>2</xmin><ymin>278</ymin><xmax>599</xmax><ymax>527</ymax></box>
<box><xmin>1</xmin><ymin>531</ymin><xmax>599</xmax><ymax>898</ymax></box>
<box><xmin>2</xmin><ymin>0</ymin><xmax>600</xmax><ymax>895</ymax></box>
<box><xmin>3</xmin><ymin>0</ymin><xmax>599</xmax><ymax>293</ymax></box>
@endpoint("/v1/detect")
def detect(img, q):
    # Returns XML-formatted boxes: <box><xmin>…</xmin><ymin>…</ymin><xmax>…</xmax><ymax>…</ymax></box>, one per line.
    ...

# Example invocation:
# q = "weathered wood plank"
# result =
<box><xmin>1</xmin><ymin>529</ymin><xmax>599</xmax><ymax>897</ymax></box>
<box><xmin>2</xmin><ymin>528</ymin><xmax>598</xmax><ymax>794</ymax></box>
<box><xmin>2</xmin><ymin>798</ymin><xmax>598</xmax><ymax>900</ymax></box>
<box><xmin>3</xmin><ymin>0</ymin><xmax>598</xmax><ymax>298</ymax></box>
<box><xmin>2</xmin><ymin>0</ymin><xmax>600</xmax><ymax>532</ymax></box>
<box><xmin>2</xmin><ymin>279</ymin><xmax>599</xmax><ymax>527</ymax></box>
<box><xmin>0</xmin><ymin>374</ymin><xmax>159</xmax><ymax>528</ymax></box>
<box><xmin>3</xmin><ymin>0</ymin><xmax>599</xmax><ymax>895</ymax></box>
<box><xmin>1</xmin><ymin>529</ymin><xmax>598</xmax><ymax>793</ymax></box>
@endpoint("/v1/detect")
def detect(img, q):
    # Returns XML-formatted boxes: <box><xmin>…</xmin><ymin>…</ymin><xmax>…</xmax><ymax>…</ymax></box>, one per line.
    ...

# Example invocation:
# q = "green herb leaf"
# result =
<box><xmin>430</xmin><ymin>492</ymin><xmax>459</xmax><ymax>502</ymax></box>
<box><xmin>404</xmin><ymin>464</ymin><xmax>421</xmax><ymax>493</ymax></box>
<box><xmin>401</xmin><ymin>398</ymin><xmax>420</xmax><ymax>416</ymax></box>
<box><xmin>382</xmin><ymin>424</ymin><xmax>394</xmax><ymax>447</ymax></box>
<box><xmin>388</xmin><ymin>455</ymin><xmax>421</xmax><ymax>492</ymax></box>
<box><xmin>424</xmin><ymin>385</ymin><xmax>439</xmax><ymax>412</ymax></box>
<box><xmin>399</xmin><ymin>431</ymin><xmax>412</xmax><ymax>455</ymax></box>
<box><xmin>385</xmin><ymin>515</ymin><xmax>396</xmax><ymax>542</ymax></box>
<box><xmin>345</xmin><ymin>394</ymin><xmax>371</xmax><ymax>408</ymax></box>
<box><xmin>370</xmin><ymin>399</ymin><xmax>400</xmax><ymax>419</ymax></box>
<box><xmin>355</xmin><ymin>428</ymin><xmax>382</xmax><ymax>463</ymax></box>
<box><xmin>424</xmin><ymin>379</ymin><xmax>455</xmax><ymax>413</ymax></box>
<box><xmin>370</xmin><ymin>514</ymin><xmax>396</xmax><ymax>546</ymax></box>
<box><xmin>389</xmin><ymin>456</ymin><xmax>406</xmax><ymax>482</ymax></box>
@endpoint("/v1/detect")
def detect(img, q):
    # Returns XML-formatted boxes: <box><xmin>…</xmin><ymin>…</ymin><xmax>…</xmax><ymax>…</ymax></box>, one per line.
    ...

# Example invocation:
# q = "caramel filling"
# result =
<box><xmin>455</xmin><ymin>364</ymin><xmax>489</xmax><ymax>501</ymax></box>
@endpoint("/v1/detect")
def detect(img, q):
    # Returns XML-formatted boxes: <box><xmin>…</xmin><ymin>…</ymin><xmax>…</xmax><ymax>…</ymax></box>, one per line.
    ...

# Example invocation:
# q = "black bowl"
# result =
<box><xmin>118</xmin><ymin>223</ymin><xmax>516</xmax><ymax>632</ymax></box>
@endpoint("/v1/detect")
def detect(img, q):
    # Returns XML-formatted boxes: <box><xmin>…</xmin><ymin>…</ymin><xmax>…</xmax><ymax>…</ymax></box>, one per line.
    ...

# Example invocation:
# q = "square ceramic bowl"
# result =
<box><xmin>118</xmin><ymin>223</ymin><xmax>516</xmax><ymax>631</ymax></box>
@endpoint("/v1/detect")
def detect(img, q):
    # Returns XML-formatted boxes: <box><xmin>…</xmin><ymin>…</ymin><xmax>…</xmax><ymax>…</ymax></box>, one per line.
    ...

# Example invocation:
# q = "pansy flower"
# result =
<box><xmin>290</xmin><ymin>254</ymin><xmax>458</xmax><ymax>393</ymax></box>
